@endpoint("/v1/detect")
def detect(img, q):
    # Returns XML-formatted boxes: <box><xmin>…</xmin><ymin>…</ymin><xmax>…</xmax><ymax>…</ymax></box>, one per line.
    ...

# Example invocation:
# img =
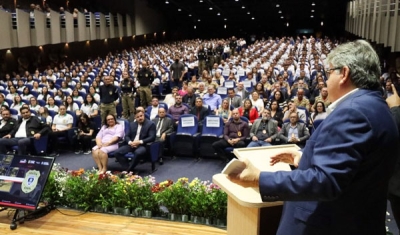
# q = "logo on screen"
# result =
<box><xmin>21</xmin><ymin>170</ymin><xmax>40</xmax><ymax>194</ymax></box>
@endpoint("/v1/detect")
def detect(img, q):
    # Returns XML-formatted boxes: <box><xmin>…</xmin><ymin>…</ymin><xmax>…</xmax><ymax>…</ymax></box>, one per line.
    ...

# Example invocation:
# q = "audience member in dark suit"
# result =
<box><xmin>0</xmin><ymin>109</ymin><xmax>16</xmax><ymax>138</ymax></box>
<box><xmin>114</xmin><ymin>110</ymin><xmax>156</xmax><ymax>172</ymax></box>
<box><xmin>0</xmin><ymin>107</ymin><xmax>50</xmax><ymax>155</ymax></box>
<box><xmin>247</xmin><ymin>109</ymin><xmax>278</xmax><ymax>147</ymax></box>
<box><xmin>227</xmin><ymin>88</ymin><xmax>242</xmax><ymax>108</ymax></box>
<box><xmin>182</xmin><ymin>87</ymin><xmax>198</xmax><ymax>108</ymax></box>
<box><xmin>189</xmin><ymin>97</ymin><xmax>210</xmax><ymax>130</ymax></box>
<box><xmin>152</xmin><ymin>107</ymin><xmax>174</xmax><ymax>164</ymax></box>
<box><xmin>152</xmin><ymin>108</ymin><xmax>174</xmax><ymax>142</ymax></box>
<box><xmin>386</xmin><ymin>83</ymin><xmax>400</xmax><ymax>233</ymax></box>
<box><xmin>234</xmin><ymin>82</ymin><xmax>250</xmax><ymax>100</ymax></box>
<box><xmin>278</xmin><ymin>112</ymin><xmax>310</xmax><ymax>148</ymax></box>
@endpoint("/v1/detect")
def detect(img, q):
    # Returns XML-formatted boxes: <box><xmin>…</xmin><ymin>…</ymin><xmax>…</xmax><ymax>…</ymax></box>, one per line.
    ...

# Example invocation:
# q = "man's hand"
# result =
<box><xmin>386</xmin><ymin>84</ymin><xmax>400</xmax><ymax>108</ymax></box>
<box><xmin>252</xmin><ymin>136</ymin><xmax>258</xmax><ymax>141</ymax></box>
<box><xmin>238</xmin><ymin>158</ymin><xmax>261</xmax><ymax>182</ymax></box>
<box><xmin>3</xmin><ymin>134</ymin><xmax>11</xmax><ymax>139</ymax></box>
<box><xmin>160</xmin><ymin>133</ymin><xmax>166</xmax><ymax>141</ymax></box>
<box><xmin>265</xmin><ymin>138</ymin><xmax>272</xmax><ymax>143</ymax></box>
<box><xmin>270</xmin><ymin>150</ymin><xmax>302</xmax><ymax>167</ymax></box>
<box><xmin>33</xmin><ymin>133</ymin><xmax>41</xmax><ymax>139</ymax></box>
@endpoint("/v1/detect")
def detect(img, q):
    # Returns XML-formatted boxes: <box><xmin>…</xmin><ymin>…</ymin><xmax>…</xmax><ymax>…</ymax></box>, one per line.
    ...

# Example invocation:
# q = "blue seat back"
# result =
<box><xmin>202</xmin><ymin>115</ymin><xmax>224</xmax><ymax>137</ymax></box>
<box><xmin>177</xmin><ymin>114</ymin><xmax>198</xmax><ymax>135</ymax></box>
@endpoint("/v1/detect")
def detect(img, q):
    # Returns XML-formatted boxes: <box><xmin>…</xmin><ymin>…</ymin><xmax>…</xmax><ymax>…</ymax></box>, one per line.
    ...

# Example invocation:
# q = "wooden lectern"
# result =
<box><xmin>213</xmin><ymin>144</ymin><xmax>299</xmax><ymax>235</ymax></box>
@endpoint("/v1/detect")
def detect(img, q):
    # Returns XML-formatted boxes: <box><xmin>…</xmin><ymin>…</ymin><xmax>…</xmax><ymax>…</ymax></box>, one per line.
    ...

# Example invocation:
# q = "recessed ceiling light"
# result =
<box><xmin>199</xmin><ymin>0</ymin><xmax>203</xmax><ymax>2</ymax></box>
<box><xmin>209</xmin><ymin>7</ymin><xmax>213</xmax><ymax>10</ymax></box>
<box><xmin>311</xmin><ymin>9</ymin><xmax>315</xmax><ymax>12</ymax></box>
<box><xmin>321</xmin><ymin>21</ymin><xmax>324</xmax><ymax>26</ymax></box>
<box><xmin>286</xmin><ymin>22</ymin><xmax>289</xmax><ymax>27</ymax></box>
<box><xmin>165</xmin><ymin>0</ymin><xmax>169</xmax><ymax>4</ymax></box>
<box><xmin>251</xmin><ymin>17</ymin><xmax>255</xmax><ymax>20</ymax></box>
<box><xmin>281</xmin><ymin>16</ymin><xmax>284</xmax><ymax>19</ymax></box>
<box><xmin>189</xmin><ymin>14</ymin><xmax>192</xmax><ymax>17</ymax></box>
<box><xmin>242</xmin><ymin>6</ymin><xmax>245</xmax><ymax>9</ymax></box>
<box><xmin>247</xmin><ymin>12</ymin><xmax>250</xmax><ymax>14</ymax></box>
<box><xmin>224</xmin><ymin>18</ymin><xmax>227</xmax><ymax>21</ymax></box>
<box><xmin>194</xmin><ymin>25</ymin><xmax>196</xmax><ymax>29</ymax></box>
<box><xmin>198</xmin><ymin>19</ymin><xmax>201</xmax><ymax>21</ymax></box>
<box><xmin>276</xmin><ymin>4</ymin><xmax>280</xmax><ymax>7</ymax></box>
<box><xmin>224</xmin><ymin>24</ymin><xmax>227</xmax><ymax>28</ymax></box>
<box><xmin>235</xmin><ymin>0</ymin><xmax>239</xmax><ymax>1</ymax></box>
<box><xmin>178</xmin><ymin>9</ymin><xmax>181</xmax><ymax>11</ymax></box>
<box><xmin>278</xmin><ymin>10</ymin><xmax>282</xmax><ymax>14</ymax></box>
<box><xmin>217</xmin><ymin>12</ymin><xmax>220</xmax><ymax>16</ymax></box>
<box><xmin>312</xmin><ymin>2</ymin><xmax>315</xmax><ymax>6</ymax></box>
<box><xmin>311</xmin><ymin>15</ymin><xmax>314</xmax><ymax>18</ymax></box>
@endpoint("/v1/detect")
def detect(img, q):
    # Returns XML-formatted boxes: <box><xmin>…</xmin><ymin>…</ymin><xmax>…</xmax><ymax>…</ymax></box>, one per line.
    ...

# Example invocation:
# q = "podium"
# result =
<box><xmin>213</xmin><ymin>145</ymin><xmax>299</xmax><ymax>235</ymax></box>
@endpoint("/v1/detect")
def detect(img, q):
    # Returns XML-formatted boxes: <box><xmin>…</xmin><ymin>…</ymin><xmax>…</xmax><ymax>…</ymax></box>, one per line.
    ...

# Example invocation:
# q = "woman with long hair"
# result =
<box><xmin>88</xmin><ymin>86</ymin><xmax>100</xmax><ymax>103</ymax></box>
<box><xmin>64</xmin><ymin>95</ymin><xmax>79</xmax><ymax>112</ymax></box>
<box><xmin>74</xmin><ymin>113</ymin><xmax>96</xmax><ymax>155</ymax></box>
<box><xmin>29</xmin><ymin>97</ymin><xmax>40</xmax><ymax>112</ymax></box>
<box><xmin>311</xmin><ymin>101</ymin><xmax>327</xmax><ymax>122</ymax></box>
<box><xmin>76</xmin><ymin>93</ymin><xmax>99</xmax><ymax>118</ymax></box>
<box><xmin>11</xmin><ymin>95</ymin><xmax>23</xmax><ymax>114</ymax></box>
<box><xmin>72</xmin><ymin>89</ymin><xmax>84</xmax><ymax>103</ymax></box>
<box><xmin>38</xmin><ymin>106</ymin><xmax>53</xmax><ymax>125</ymax></box>
<box><xmin>37</xmin><ymin>86</ymin><xmax>51</xmax><ymax>102</ymax></box>
<box><xmin>238</xmin><ymin>98</ymin><xmax>258</xmax><ymax>124</ymax></box>
<box><xmin>216</xmin><ymin>98</ymin><xmax>232</xmax><ymax>124</ymax></box>
<box><xmin>55</xmin><ymin>89</ymin><xmax>66</xmax><ymax>101</ymax></box>
<box><xmin>46</xmin><ymin>96</ymin><xmax>59</xmax><ymax>112</ymax></box>
<box><xmin>266</xmin><ymin>90</ymin><xmax>288</xmax><ymax>112</ymax></box>
<box><xmin>92</xmin><ymin>114</ymin><xmax>124</xmax><ymax>173</ymax></box>
<box><xmin>270</xmin><ymin>100</ymin><xmax>284</xmax><ymax>128</ymax></box>
<box><xmin>21</xmin><ymin>87</ymin><xmax>33</xmax><ymax>100</ymax></box>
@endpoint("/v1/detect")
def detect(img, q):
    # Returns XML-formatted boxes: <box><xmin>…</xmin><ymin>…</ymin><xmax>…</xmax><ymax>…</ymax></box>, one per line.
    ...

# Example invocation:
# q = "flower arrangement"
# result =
<box><xmin>40</xmin><ymin>167</ymin><xmax>227</xmax><ymax>222</ymax></box>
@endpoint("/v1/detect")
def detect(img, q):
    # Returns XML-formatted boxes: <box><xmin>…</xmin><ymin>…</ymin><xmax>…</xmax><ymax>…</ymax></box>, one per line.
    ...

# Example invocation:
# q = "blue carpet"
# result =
<box><xmin>54</xmin><ymin>151</ymin><xmax>225</xmax><ymax>182</ymax></box>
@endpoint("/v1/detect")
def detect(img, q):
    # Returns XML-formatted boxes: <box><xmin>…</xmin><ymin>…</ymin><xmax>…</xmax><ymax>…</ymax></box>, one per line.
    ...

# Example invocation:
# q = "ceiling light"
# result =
<box><xmin>321</xmin><ymin>21</ymin><xmax>324</xmax><ymax>26</ymax></box>
<box><xmin>194</xmin><ymin>25</ymin><xmax>196</xmax><ymax>29</ymax></box>
<box><xmin>217</xmin><ymin>12</ymin><xmax>220</xmax><ymax>16</ymax></box>
<box><xmin>247</xmin><ymin>12</ymin><xmax>250</xmax><ymax>14</ymax></box>
<box><xmin>311</xmin><ymin>15</ymin><xmax>314</xmax><ymax>18</ymax></box>
<box><xmin>199</xmin><ymin>0</ymin><xmax>203</xmax><ymax>2</ymax></box>
<box><xmin>242</xmin><ymin>6</ymin><xmax>245</xmax><ymax>9</ymax></box>
<box><xmin>276</xmin><ymin>4</ymin><xmax>280</xmax><ymax>7</ymax></box>
<box><xmin>198</xmin><ymin>19</ymin><xmax>201</xmax><ymax>21</ymax></box>
<box><xmin>189</xmin><ymin>14</ymin><xmax>192</xmax><ymax>17</ymax></box>
<box><xmin>178</xmin><ymin>9</ymin><xmax>181</xmax><ymax>11</ymax></box>
<box><xmin>281</xmin><ymin>16</ymin><xmax>284</xmax><ymax>19</ymax></box>
<box><xmin>209</xmin><ymin>7</ymin><xmax>213</xmax><ymax>10</ymax></box>
<box><xmin>251</xmin><ymin>17</ymin><xmax>255</xmax><ymax>20</ymax></box>
<box><xmin>224</xmin><ymin>24</ymin><xmax>227</xmax><ymax>28</ymax></box>
<box><xmin>312</xmin><ymin>2</ymin><xmax>315</xmax><ymax>6</ymax></box>
<box><xmin>235</xmin><ymin>0</ymin><xmax>239</xmax><ymax>1</ymax></box>
<box><xmin>278</xmin><ymin>10</ymin><xmax>282</xmax><ymax>14</ymax></box>
<box><xmin>165</xmin><ymin>0</ymin><xmax>169</xmax><ymax>4</ymax></box>
<box><xmin>224</xmin><ymin>18</ymin><xmax>227</xmax><ymax>21</ymax></box>
<box><xmin>311</xmin><ymin>9</ymin><xmax>315</xmax><ymax>12</ymax></box>
<box><xmin>286</xmin><ymin>22</ymin><xmax>289</xmax><ymax>27</ymax></box>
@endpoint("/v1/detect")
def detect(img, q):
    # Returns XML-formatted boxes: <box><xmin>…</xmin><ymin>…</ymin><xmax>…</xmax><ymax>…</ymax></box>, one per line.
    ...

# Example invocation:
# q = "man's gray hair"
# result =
<box><xmin>326</xmin><ymin>40</ymin><xmax>381</xmax><ymax>90</ymax></box>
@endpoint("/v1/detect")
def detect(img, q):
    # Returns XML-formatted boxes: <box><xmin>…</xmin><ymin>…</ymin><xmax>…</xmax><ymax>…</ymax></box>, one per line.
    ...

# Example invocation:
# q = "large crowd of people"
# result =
<box><xmin>0</xmin><ymin>35</ymin><xmax>397</xmax><ymax>168</ymax></box>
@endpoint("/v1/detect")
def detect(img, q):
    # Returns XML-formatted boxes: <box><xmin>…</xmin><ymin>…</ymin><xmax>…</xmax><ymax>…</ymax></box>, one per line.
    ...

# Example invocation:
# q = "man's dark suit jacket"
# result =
<box><xmin>124</xmin><ymin>119</ymin><xmax>156</xmax><ymax>146</ymax></box>
<box><xmin>389</xmin><ymin>106</ymin><xmax>400</xmax><ymax>198</ymax></box>
<box><xmin>260</xmin><ymin>89</ymin><xmax>399</xmax><ymax>235</ymax></box>
<box><xmin>151</xmin><ymin>116</ymin><xmax>174</xmax><ymax>137</ymax></box>
<box><xmin>0</xmin><ymin>118</ymin><xmax>17</xmax><ymax>138</ymax></box>
<box><xmin>189</xmin><ymin>106</ymin><xmax>210</xmax><ymax>123</ymax></box>
<box><xmin>182</xmin><ymin>93</ymin><xmax>199</xmax><ymax>108</ymax></box>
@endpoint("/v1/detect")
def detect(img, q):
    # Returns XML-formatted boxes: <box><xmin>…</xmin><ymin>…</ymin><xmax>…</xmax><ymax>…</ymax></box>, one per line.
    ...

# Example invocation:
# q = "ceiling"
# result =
<box><xmin>146</xmin><ymin>0</ymin><xmax>349</xmax><ymax>38</ymax></box>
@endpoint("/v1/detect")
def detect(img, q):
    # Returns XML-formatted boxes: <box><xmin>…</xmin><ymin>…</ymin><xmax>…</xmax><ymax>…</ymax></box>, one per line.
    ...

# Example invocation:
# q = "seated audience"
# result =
<box><xmin>238</xmin><ymin>98</ymin><xmax>258</xmax><ymax>124</ymax></box>
<box><xmin>0</xmin><ymin>107</ymin><xmax>50</xmax><ymax>155</ymax></box>
<box><xmin>203</xmin><ymin>85</ymin><xmax>222</xmax><ymax>114</ymax></box>
<box><xmin>74</xmin><ymin>113</ymin><xmax>96</xmax><ymax>154</ymax></box>
<box><xmin>38</xmin><ymin>106</ymin><xmax>52</xmax><ymax>125</ymax></box>
<box><xmin>92</xmin><ymin>114</ymin><xmax>124</xmax><ymax>173</ymax></box>
<box><xmin>76</xmin><ymin>94</ymin><xmax>99</xmax><ymax>118</ymax></box>
<box><xmin>182</xmin><ymin>87</ymin><xmax>198</xmax><ymax>108</ymax></box>
<box><xmin>48</xmin><ymin>105</ymin><xmax>74</xmax><ymax>156</ymax></box>
<box><xmin>189</xmin><ymin>97</ymin><xmax>209</xmax><ymax>130</ymax></box>
<box><xmin>216</xmin><ymin>98</ymin><xmax>232</xmax><ymax>124</ymax></box>
<box><xmin>212</xmin><ymin>109</ymin><xmax>249</xmax><ymax>161</ymax></box>
<box><xmin>0</xmin><ymin>109</ymin><xmax>16</xmax><ymax>138</ymax></box>
<box><xmin>167</xmin><ymin>94</ymin><xmax>189</xmax><ymax>127</ymax></box>
<box><xmin>270</xmin><ymin>101</ymin><xmax>284</xmax><ymax>128</ymax></box>
<box><xmin>266</xmin><ymin>90</ymin><xmax>288</xmax><ymax>112</ymax></box>
<box><xmin>248</xmin><ymin>109</ymin><xmax>278</xmax><ymax>147</ymax></box>
<box><xmin>278</xmin><ymin>112</ymin><xmax>310</xmax><ymax>148</ymax></box>
<box><xmin>114</xmin><ymin>110</ymin><xmax>156</xmax><ymax>172</ymax></box>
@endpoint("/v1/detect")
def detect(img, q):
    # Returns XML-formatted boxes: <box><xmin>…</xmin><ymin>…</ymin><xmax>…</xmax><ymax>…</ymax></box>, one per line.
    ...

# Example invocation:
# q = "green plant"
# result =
<box><xmin>157</xmin><ymin>177</ymin><xmax>190</xmax><ymax>214</ymax></box>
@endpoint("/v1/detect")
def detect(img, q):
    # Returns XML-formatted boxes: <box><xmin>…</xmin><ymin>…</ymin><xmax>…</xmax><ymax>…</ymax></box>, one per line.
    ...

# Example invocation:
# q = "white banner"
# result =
<box><xmin>181</xmin><ymin>116</ymin><xmax>195</xmax><ymax>127</ymax></box>
<box><xmin>206</xmin><ymin>116</ymin><xmax>221</xmax><ymax>127</ymax></box>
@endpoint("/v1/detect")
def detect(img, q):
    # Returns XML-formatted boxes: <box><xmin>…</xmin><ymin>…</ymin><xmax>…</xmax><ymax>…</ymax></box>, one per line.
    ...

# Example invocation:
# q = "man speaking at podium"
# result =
<box><xmin>238</xmin><ymin>40</ymin><xmax>399</xmax><ymax>235</ymax></box>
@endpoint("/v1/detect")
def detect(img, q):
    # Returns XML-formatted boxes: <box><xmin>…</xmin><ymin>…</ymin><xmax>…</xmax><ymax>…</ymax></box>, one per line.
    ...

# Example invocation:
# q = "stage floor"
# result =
<box><xmin>0</xmin><ymin>208</ymin><xmax>227</xmax><ymax>235</ymax></box>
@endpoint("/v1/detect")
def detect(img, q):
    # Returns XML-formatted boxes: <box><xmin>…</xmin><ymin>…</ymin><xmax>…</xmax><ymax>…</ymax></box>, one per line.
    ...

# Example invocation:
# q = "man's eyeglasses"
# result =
<box><xmin>325</xmin><ymin>67</ymin><xmax>342</xmax><ymax>74</ymax></box>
